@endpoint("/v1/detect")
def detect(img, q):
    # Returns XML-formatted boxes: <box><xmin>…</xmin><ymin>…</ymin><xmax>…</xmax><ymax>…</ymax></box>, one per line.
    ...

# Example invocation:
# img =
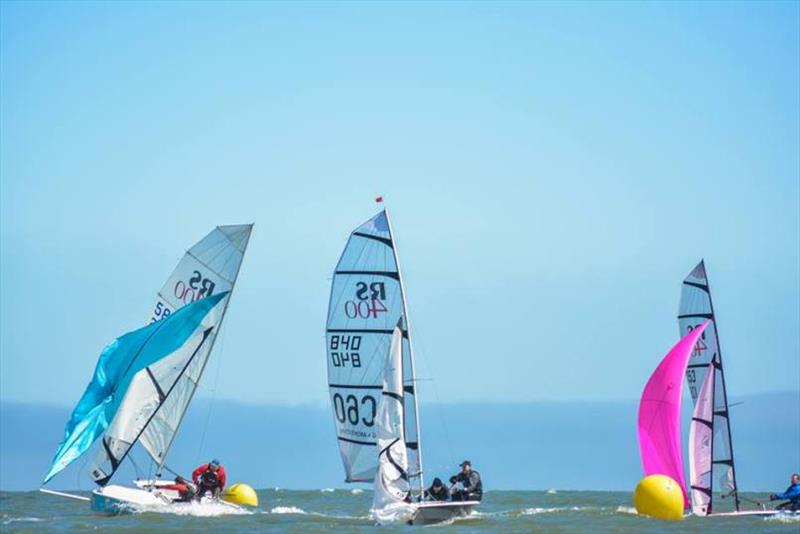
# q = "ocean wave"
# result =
<box><xmin>546</xmin><ymin>489</ymin><xmax>558</xmax><ymax>494</ymax></box>
<box><xmin>131</xmin><ymin>501</ymin><xmax>252</xmax><ymax>517</ymax></box>
<box><xmin>422</xmin><ymin>509</ymin><xmax>482</xmax><ymax>527</ymax></box>
<box><xmin>2</xmin><ymin>516</ymin><xmax>44</xmax><ymax>525</ymax></box>
<box><xmin>520</xmin><ymin>506</ymin><xmax>597</xmax><ymax>515</ymax></box>
<box><xmin>320</xmin><ymin>488</ymin><xmax>335</xmax><ymax>493</ymax></box>
<box><xmin>764</xmin><ymin>513</ymin><xmax>800</xmax><ymax>523</ymax></box>
<box><xmin>269</xmin><ymin>506</ymin><xmax>307</xmax><ymax>514</ymax></box>
<box><xmin>351</xmin><ymin>489</ymin><xmax>364</xmax><ymax>495</ymax></box>
<box><xmin>614</xmin><ymin>506</ymin><xmax>638</xmax><ymax>515</ymax></box>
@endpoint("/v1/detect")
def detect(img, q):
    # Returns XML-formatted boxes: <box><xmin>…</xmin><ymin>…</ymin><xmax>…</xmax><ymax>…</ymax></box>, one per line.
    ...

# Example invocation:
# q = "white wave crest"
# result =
<box><xmin>351</xmin><ymin>489</ymin><xmax>364</xmax><ymax>495</ymax></box>
<box><xmin>269</xmin><ymin>506</ymin><xmax>307</xmax><ymax>514</ymax></box>
<box><xmin>615</xmin><ymin>506</ymin><xmax>638</xmax><ymax>515</ymax></box>
<box><xmin>546</xmin><ymin>489</ymin><xmax>558</xmax><ymax>494</ymax></box>
<box><xmin>320</xmin><ymin>488</ymin><xmax>335</xmax><ymax>493</ymax></box>
<box><xmin>765</xmin><ymin>513</ymin><xmax>800</xmax><ymax>523</ymax></box>
<box><xmin>520</xmin><ymin>506</ymin><xmax>596</xmax><ymax>515</ymax></box>
<box><xmin>132</xmin><ymin>500</ymin><xmax>252</xmax><ymax>517</ymax></box>
<box><xmin>419</xmin><ymin>509</ymin><xmax>481</xmax><ymax>527</ymax></box>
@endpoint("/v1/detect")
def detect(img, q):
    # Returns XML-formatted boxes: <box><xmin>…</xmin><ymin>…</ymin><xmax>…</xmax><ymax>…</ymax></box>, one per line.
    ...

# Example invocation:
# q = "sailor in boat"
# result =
<box><xmin>161</xmin><ymin>476</ymin><xmax>197</xmax><ymax>503</ymax></box>
<box><xmin>192</xmin><ymin>459</ymin><xmax>227</xmax><ymax>499</ymax></box>
<box><xmin>769</xmin><ymin>473</ymin><xmax>800</xmax><ymax>511</ymax></box>
<box><xmin>423</xmin><ymin>477</ymin><xmax>450</xmax><ymax>502</ymax></box>
<box><xmin>449</xmin><ymin>460</ymin><xmax>483</xmax><ymax>502</ymax></box>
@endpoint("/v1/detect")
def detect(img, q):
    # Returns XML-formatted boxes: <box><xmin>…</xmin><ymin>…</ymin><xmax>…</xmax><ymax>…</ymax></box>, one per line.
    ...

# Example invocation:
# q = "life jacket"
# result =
<box><xmin>200</xmin><ymin>468</ymin><xmax>220</xmax><ymax>488</ymax></box>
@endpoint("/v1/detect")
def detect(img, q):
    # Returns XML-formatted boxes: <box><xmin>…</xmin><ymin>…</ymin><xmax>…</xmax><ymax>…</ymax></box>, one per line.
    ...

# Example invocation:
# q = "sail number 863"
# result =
<box><xmin>330</xmin><ymin>335</ymin><xmax>362</xmax><ymax>367</ymax></box>
<box><xmin>332</xmin><ymin>393</ymin><xmax>376</xmax><ymax>427</ymax></box>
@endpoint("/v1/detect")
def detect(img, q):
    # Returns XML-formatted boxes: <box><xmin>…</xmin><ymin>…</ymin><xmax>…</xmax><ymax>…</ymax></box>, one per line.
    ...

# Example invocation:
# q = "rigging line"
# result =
<box><xmin>77</xmin><ymin>441</ymin><xmax>93</xmax><ymax>491</ymax></box>
<box><xmin>410</xmin><ymin>320</ymin><xmax>456</xmax><ymax>470</ymax></box>
<box><xmin>128</xmin><ymin>448</ymin><xmax>144</xmax><ymax>480</ymax></box>
<box><xmin>196</xmin><ymin>319</ymin><xmax>226</xmax><ymax>464</ymax></box>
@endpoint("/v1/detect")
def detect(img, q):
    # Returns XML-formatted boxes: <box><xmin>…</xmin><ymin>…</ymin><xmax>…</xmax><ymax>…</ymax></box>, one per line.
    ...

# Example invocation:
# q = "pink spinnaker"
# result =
<box><xmin>638</xmin><ymin>320</ymin><xmax>710</xmax><ymax>509</ymax></box>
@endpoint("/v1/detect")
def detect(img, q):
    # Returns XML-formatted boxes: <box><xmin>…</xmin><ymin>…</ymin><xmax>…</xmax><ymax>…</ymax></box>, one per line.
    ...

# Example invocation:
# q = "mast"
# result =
<box><xmin>155</xmin><ymin>224</ymin><xmax>254</xmax><ymax>477</ymax></box>
<box><xmin>704</xmin><ymin>262</ymin><xmax>740</xmax><ymax>511</ymax></box>
<box><xmin>383</xmin><ymin>208</ymin><xmax>425</xmax><ymax>497</ymax></box>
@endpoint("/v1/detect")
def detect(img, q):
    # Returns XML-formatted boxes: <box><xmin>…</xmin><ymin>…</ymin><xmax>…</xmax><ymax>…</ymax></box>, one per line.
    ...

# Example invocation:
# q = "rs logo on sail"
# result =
<box><xmin>344</xmin><ymin>281</ymin><xmax>388</xmax><ymax>319</ymax></box>
<box><xmin>174</xmin><ymin>270</ymin><xmax>216</xmax><ymax>304</ymax></box>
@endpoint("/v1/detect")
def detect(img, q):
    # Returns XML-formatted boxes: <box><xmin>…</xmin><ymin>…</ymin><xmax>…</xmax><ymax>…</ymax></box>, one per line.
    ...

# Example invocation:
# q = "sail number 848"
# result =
<box><xmin>330</xmin><ymin>335</ymin><xmax>362</xmax><ymax>367</ymax></box>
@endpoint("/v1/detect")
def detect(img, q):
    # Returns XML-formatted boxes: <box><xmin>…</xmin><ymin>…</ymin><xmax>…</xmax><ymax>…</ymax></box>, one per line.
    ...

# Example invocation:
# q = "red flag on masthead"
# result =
<box><xmin>375</xmin><ymin>196</ymin><xmax>383</xmax><ymax>203</ymax></box>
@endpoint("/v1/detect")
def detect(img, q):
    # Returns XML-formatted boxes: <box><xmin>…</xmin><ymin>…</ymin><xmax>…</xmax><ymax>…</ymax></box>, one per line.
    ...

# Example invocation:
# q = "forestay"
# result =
<box><xmin>678</xmin><ymin>260</ymin><xmax>739</xmax><ymax>512</ymax></box>
<box><xmin>371</xmin><ymin>323</ymin><xmax>416</xmax><ymax>524</ymax></box>
<box><xmin>91</xmin><ymin>225</ymin><xmax>253</xmax><ymax>482</ymax></box>
<box><xmin>326</xmin><ymin>211</ymin><xmax>421</xmax><ymax>484</ymax></box>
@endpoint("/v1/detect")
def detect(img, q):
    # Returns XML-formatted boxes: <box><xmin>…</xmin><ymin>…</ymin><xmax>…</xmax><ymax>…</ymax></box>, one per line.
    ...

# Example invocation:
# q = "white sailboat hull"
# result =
<box><xmin>90</xmin><ymin>482</ymin><xmax>241</xmax><ymax>514</ymax></box>
<box><xmin>410</xmin><ymin>501</ymin><xmax>479</xmax><ymax>525</ymax></box>
<box><xmin>700</xmin><ymin>510</ymin><xmax>800</xmax><ymax>518</ymax></box>
<box><xmin>91</xmin><ymin>484</ymin><xmax>170</xmax><ymax>513</ymax></box>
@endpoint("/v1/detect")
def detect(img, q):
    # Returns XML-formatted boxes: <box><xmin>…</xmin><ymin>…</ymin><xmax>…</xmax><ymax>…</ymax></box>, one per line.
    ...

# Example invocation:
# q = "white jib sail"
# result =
<box><xmin>371</xmin><ymin>322</ymin><xmax>416</xmax><ymax>524</ymax></box>
<box><xmin>90</xmin><ymin>225</ymin><xmax>253</xmax><ymax>482</ymax></box>
<box><xmin>326</xmin><ymin>211</ymin><xmax>421</xmax><ymax>484</ymax></box>
<box><xmin>678</xmin><ymin>260</ymin><xmax>738</xmax><ymax>510</ymax></box>
<box><xmin>689</xmin><ymin>363</ymin><xmax>714</xmax><ymax>515</ymax></box>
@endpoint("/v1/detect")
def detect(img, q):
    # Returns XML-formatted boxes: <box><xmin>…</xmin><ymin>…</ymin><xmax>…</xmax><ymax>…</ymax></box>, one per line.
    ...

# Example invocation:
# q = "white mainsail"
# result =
<box><xmin>371</xmin><ymin>322</ymin><xmax>416</xmax><ymax>524</ymax></box>
<box><xmin>326</xmin><ymin>210</ymin><xmax>422</xmax><ymax>489</ymax></box>
<box><xmin>688</xmin><ymin>363</ymin><xmax>714</xmax><ymax>515</ymax></box>
<box><xmin>90</xmin><ymin>225</ymin><xmax>253</xmax><ymax>484</ymax></box>
<box><xmin>678</xmin><ymin>260</ymin><xmax>739</xmax><ymax>512</ymax></box>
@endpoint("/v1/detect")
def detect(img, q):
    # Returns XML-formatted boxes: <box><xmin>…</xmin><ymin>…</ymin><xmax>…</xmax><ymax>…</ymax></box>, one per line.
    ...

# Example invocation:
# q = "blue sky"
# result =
<box><xmin>1</xmin><ymin>1</ymin><xmax>798</xmax><ymax>410</ymax></box>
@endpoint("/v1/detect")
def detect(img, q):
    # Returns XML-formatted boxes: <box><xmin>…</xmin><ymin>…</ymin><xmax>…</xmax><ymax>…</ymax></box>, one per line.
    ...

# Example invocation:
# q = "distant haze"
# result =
<box><xmin>3</xmin><ymin>391</ymin><xmax>797</xmax><ymax>492</ymax></box>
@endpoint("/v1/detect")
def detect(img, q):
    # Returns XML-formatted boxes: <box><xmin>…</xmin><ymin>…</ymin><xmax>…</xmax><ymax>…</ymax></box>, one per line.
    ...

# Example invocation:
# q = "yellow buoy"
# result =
<box><xmin>633</xmin><ymin>474</ymin><xmax>684</xmax><ymax>520</ymax></box>
<box><xmin>221</xmin><ymin>483</ymin><xmax>259</xmax><ymax>507</ymax></box>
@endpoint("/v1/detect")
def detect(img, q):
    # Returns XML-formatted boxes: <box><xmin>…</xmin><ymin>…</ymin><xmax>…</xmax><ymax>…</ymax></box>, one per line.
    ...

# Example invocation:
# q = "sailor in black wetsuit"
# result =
<box><xmin>449</xmin><ymin>460</ymin><xmax>483</xmax><ymax>502</ymax></box>
<box><xmin>424</xmin><ymin>478</ymin><xmax>450</xmax><ymax>501</ymax></box>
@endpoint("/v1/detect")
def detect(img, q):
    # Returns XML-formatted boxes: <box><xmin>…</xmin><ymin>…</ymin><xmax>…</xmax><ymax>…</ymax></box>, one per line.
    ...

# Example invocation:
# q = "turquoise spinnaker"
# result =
<box><xmin>43</xmin><ymin>291</ymin><xmax>228</xmax><ymax>484</ymax></box>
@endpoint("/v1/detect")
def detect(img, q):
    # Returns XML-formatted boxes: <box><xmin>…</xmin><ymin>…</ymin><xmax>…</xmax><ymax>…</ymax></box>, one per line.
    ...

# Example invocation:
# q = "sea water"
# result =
<box><xmin>1</xmin><ymin>489</ymin><xmax>797</xmax><ymax>533</ymax></box>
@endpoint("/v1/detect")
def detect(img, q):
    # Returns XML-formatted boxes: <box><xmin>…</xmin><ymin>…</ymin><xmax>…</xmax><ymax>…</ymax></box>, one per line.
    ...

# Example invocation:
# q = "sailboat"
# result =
<box><xmin>40</xmin><ymin>225</ymin><xmax>253</xmax><ymax>513</ymax></box>
<box><xmin>637</xmin><ymin>261</ymin><xmax>794</xmax><ymax>518</ymax></box>
<box><xmin>678</xmin><ymin>260</ymin><xmax>740</xmax><ymax>515</ymax></box>
<box><xmin>325</xmin><ymin>209</ymin><xmax>479</xmax><ymax>525</ymax></box>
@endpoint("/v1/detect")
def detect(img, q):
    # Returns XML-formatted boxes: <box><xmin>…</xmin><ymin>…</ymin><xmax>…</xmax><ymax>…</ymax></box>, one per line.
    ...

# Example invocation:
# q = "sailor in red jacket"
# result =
<box><xmin>192</xmin><ymin>459</ymin><xmax>227</xmax><ymax>498</ymax></box>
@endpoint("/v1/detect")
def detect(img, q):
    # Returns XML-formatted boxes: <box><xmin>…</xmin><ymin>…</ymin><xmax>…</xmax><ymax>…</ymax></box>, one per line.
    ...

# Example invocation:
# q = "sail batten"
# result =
<box><xmin>678</xmin><ymin>260</ymin><xmax>739</xmax><ymax>513</ymax></box>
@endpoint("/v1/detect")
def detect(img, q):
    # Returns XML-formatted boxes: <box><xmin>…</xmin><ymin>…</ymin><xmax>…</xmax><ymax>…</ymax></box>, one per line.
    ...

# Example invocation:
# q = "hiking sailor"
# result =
<box><xmin>192</xmin><ymin>459</ymin><xmax>227</xmax><ymax>499</ymax></box>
